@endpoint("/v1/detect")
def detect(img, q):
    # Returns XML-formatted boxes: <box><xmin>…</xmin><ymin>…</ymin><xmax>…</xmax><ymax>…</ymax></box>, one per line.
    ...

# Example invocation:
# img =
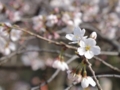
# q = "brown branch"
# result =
<box><xmin>85</xmin><ymin>58</ymin><xmax>103</xmax><ymax>90</ymax></box>
<box><xmin>12</xmin><ymin>25</ymin><xmax>77</xmax><ymax>50</ymax></box>
<box><xmin>94</xmin><ymin>56</ymin><xmax>120</xmax><ymax>73</ymax></box>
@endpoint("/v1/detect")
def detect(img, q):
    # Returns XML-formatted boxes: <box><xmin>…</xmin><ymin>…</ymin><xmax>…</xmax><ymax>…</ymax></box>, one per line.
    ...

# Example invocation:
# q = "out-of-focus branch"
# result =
<box><xmin>96</xmin><ymin>74</ymin><xmax>120</xmax><ymax>78</ymax></box>
<box><xmin>94</xmin><ymin>56</ymin><xmax>120</xmax><ymax>73</ymax></box>
<box><xmin>101</xmin><ymin>51</ymin><xmax>118</xmax><ymax>56</ymax></box>
<box><xmin>0</xmin><ymin>49</ymin><xmax>73</xmax><ymax>65</ymax></box>
<box><xmin>65</xmin><ymin>82</ymin><xmax>77</xmax><ymax>90</ymax></box>
<box><xmin>31</xmin><ymin>69</ymin><xmax>60</xmax><ymax>90</ymax></box>
<box><xmin>0</xmin><ymin>49</ymin><xmax>118</xmax><ymax>65</ymax></box>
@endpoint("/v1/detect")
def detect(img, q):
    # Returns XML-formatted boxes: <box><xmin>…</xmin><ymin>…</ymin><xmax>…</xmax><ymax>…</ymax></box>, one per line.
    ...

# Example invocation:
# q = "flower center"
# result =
<box><xmin>75</xmin><ymin>35</ymin><xmax>79</xmax><ymax>39</ymax></box>
<box><xmin>85</xmin><ymin>45</ymin><xmax>90</xmax><ymax>51</ymax></box>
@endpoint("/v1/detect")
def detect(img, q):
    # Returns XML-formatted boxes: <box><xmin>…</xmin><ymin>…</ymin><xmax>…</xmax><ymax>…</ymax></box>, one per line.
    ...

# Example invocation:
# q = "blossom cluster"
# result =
<box><xmin>52</xmin><ymin>26</ymin><xmax>101</xmax><ymax>88</ymax></box>
<box><xmin>0</xmin><ymin>23</ymin><xmax>22</xmax><ymax>55</ymax></box>
<box><xmin>52</xmin><ymin>57</ymin><xmax>96</xmax><ymax>88</ymax></box>
<box><xmin>66</xmin><ymin>27</ymin><xmax>101</xmax><ymax>59</ymax></box>
<box><xmin>0</xmin><ymin>0</ymin><xmax>119</xmax><ymax>41</ymax></box>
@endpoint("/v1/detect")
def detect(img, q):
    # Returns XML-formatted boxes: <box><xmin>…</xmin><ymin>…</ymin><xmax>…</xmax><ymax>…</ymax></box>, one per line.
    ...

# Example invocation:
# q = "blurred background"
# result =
<box><xmin>0</xmin><ymin>0</ymin><xmax>120</xmax><ymax>90</ymax></box>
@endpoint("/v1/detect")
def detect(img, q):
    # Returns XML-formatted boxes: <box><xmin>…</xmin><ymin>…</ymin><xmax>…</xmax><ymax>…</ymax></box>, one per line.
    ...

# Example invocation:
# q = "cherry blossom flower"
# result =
<box><xmin>10</xmin><ymin>29</ymin><xmax>22</xmax><ymax>41</ymax></box>
<box><xmin>21</xmin><ymin>51</ymin><xmax>45</xmax><ymax>70</ymax></box>
<box><xmin>32</xmin><ymin>15</ymin><xmax>45</xmax><ymax>32</ymax></box>
<box><xmin>81</xmin><ymin>76</ymin><xmax>96</xmax><ymax>88</ymax></box>
<box><xmin>52</xmin><ymin>58</ymin><xmax>69</xmax><ymax>71</ymax></box>
<box><xmin>31</xmin><ymin>59</ymin><xmax>45</xmax><ymax>71</ymax></box>
<box><xmin>77</xmin><ymin>38</ymin><xmax>101</xmax><ymax>59</ymax></box>
<box><xmin>65</xmin><ymin>27</ymin><xmax>86</xmax><ymax>44</ymax></box>
<box><xmin>62</xmin><ymin>13</ymin><xmax>71</xmax><ymax>24</ymax></box>
<box><xmin>73</xmin><ymin>12</ymin><xmax>82</xmax><ymax>27</ymax></box>
<box><xmin>62</xmin><ymin>20</ymin><xmax>74</xmax><ymax>34</ymax></box>
<box><xmin>0</xmin><ymin>27</ymin><xmax>9</xmax><ymax>37</ymax></box>
<box><xmin>7</xmin><ymin>11</ymin><xmax>22</xmax><ymax>22</ymax></box>
<box><xmin>90</xmin><ymin>32</ymin><xmax>97</xmax><ymax>39</ymax></box>
<box><xmin>67</xmin><ymin>70</ymin><xmax>82</xmax><ymax>83</ymax></box>
<box><xmin>46</xmin><ymin>14</ymin><xmax>58</xmax><ymax>27</ymax></box>
<box><xmin>1</xmin><ymin>42</ymin><xmax>16</xmax><ymax>55</ymax></box>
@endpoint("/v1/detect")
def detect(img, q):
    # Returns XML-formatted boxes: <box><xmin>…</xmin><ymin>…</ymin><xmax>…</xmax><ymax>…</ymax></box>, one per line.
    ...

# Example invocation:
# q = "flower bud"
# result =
<box><xmin>90</xmin><ymin>32</ymin><xmax>97</xmax><ymax>39</ymax></box>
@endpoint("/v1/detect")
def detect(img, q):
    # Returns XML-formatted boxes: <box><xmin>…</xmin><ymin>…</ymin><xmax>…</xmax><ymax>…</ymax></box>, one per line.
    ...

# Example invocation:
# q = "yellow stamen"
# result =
<box><xmin>75</xmin><ymin>35</ymin><xmax>79</xmax><ymax>39</ymax></box>
<box><xmin>85</xmin><ymin>45</ymin><xmax>90</xmax><ymax>51</ymax></box>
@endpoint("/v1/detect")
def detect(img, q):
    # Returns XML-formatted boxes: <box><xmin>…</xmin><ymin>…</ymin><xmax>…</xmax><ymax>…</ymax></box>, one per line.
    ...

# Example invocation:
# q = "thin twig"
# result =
<box><xmin>101</xmin><ymin>51</ymin><xmax>118</xmax><ymax>56</ymax></box>
<box><xmin>94</xmin><ymin>56</ymin><xmax>120</xmax><ymax>73</ymax></box>
<box><xmin>13</xmin><ymin>25</ymin><xmax>77</xmax><ymax>50</ymax></box>
<box><xmin>96</xmin><ymin>74</ymin><xmax>120</xmax><ymax>78</ymax></box>
<box><xmin>85</xmin><ymin>58</ymin><xmax>103</xmax><ymax>90</ymax></box>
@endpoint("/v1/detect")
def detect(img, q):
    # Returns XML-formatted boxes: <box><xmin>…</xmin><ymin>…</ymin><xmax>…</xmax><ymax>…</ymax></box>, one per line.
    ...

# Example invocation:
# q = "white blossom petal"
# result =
<box><xmin>85</xmin><ymin>51</ymin><xmax>94</xmax><ymax>59</ymax></box>
<box><xmin>91</xmin><ymin>46</ymin><xmax>101</xmax><ymax>55</ymax></box>
<box><xmin>77</xmin><ymin>47</ymin><xmax>86</xmax><ymax>56</ymax></box>
<box><xmin>9</xmin><ymin>42</ymin><xmax>16</xmax><ymax>51</ymax></box>
<box><xmin>52</xmin><ymin>60</ymin><xmax>61</xmax><ymax>69</ymax></box>
<box><xmin>4</xmin><ymin>48</ymin><xmax>11</xmax><ymax>55</ymax></box>
<box><xmin>69</xmin><ymin>41</ymin><xmax>78</xmax><ymax>44</ymax></box>
<box><xmin>85</xmin><ymin>38</ymin><xmax>96</xmax><ymax>47</ymax></box>
<box><xmin>79</xmin><ymin>40</ymin><xmax>86</xmax><ymax>47</ymax></box>
<box><xmin>81</xmin><ymin>29</ymin><xmax>86</xmax><ymax>36</ymax></box>
<box><xmin>81</xmin><ymin>78</ymin><xmax>89</xmax><ymax>88</ymax></box>
<box><xmin>62</xmin><ymin>62</ymin><xmax>69</xmax><ymax>70</ymax></box>
<box><xmin>87</xmin><ymin>77</ymin><xmax>96</xmax><ymax>87</ymax></box>
<box><xmin>74</xmin><ymin>27</ymin><xmax>81</xmax><ymax>36</ymax></box>
<box><xmin>65</xmin><ymin>34</ymin><xmax>74</xmax><ymax>41</ymax></box>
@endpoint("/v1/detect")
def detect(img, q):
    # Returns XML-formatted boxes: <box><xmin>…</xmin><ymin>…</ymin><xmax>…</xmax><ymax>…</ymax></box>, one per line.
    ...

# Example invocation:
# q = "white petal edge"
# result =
<box><xmin>85</xmin><ymin>51</ymin><xmax>94</xmax><ymax>59</ymax></box>
<box><xmin>79</xmin><ymin>40</ymin><xmax>86</xmax><ymax>47</ymax></box>
<box><xmin>87</xmin><ymin>77</ymin><xmax>96</xmax><ymax>87</ymax></box>
<box><xmin>91</xmin><ymin>46</ymin><xmax>101</xmax><ymax>55</ymax></box>
<box><xmin>85</xmin><ymin>38</ymin><xmax>96</xmax><ymax>47</ymax></box>
<box><xmin>65</xmin><ymin>34</ymin><xmax>74</xmax><ymax>41</ymax></box>
<box><xmin>74</xmin><ymin>27</ymin><xmax>81</xmax><ymax>35</ymax></box>
<box><xmin>81</xmin><ymin>78</ymin><xmax>89</xmax><ymax>88</ymax></box>
<box><xmin>77</xmin><ymin>47</ymin><xmax>85</xmax><ymax>56</ymax></box>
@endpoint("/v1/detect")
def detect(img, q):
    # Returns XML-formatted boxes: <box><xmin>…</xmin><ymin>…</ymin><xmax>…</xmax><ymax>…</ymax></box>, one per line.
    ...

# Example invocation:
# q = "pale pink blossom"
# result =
<box><xmin>67</xmin><ymin>70</ymin><xmax>82</xmax><ymax>83</ymax></box>
<box><xmin>52</xmin><ymin>58</ymin><xmax>69</xmax><ymax>71</ymax></box>
<box><xmin>46</xmin><ymin>14</ymin><xmax>58</xmax><ymax>27</ymax></box>
<box><xmin>78</xmin><ymin>38</ymin><xmax>101</xmax><ymax>59</ymax></box>
<box><xmin>81</xmin><ymin>76</ymin><xmax>96</xmax><ymax>88</ymax></box>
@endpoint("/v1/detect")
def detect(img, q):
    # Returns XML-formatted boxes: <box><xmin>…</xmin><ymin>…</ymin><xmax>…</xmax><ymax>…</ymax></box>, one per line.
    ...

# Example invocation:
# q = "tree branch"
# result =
<box><xmin>85</xmin><ymin>58</ymin><xmax>103</xmax><ymax>90</ymax></box>
<box><xmin>94</xmin><ymin>56</ymin><xmax>120</xmax><ymax>73</ymax></box>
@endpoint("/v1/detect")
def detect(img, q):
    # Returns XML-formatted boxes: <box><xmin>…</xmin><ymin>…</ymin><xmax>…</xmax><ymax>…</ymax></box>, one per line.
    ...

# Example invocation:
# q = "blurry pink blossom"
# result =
<box><xmin>52</xmin><ymin>58</ymin><xmax>69</xmax><ymax>71</ymax></box>
<box><xmin>46</xmin><ymin>14</ymin><xmax>58</xmax><ymax>27</ymax></box>
<box><xmin>67</xmin><ymin>69</ymin><xmax>82</xmax><ymax>83</ymax></box>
